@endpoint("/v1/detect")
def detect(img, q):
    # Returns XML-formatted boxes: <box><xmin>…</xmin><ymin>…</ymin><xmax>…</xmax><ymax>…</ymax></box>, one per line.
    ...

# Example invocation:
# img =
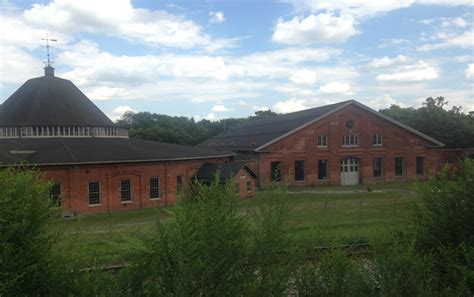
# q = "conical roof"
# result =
<box><xmin>0</xmin><ymin>74</ymin><xmax>114</xmax><ymax>127</ymax></box>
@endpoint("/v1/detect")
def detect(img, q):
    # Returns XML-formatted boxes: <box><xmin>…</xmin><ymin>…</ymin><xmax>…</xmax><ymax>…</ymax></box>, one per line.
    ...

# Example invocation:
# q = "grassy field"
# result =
<box><xmin>53</xmin><ymin>182</ymin><xmax>420</xmax><ymax>266</ymax></box>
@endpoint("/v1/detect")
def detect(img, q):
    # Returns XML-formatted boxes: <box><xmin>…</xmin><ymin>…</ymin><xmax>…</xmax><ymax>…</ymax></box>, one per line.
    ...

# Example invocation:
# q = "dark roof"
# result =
<box><xmin>197</xmin><ymin>101</ymin><xmax>351</xmax><ymax>151</ymax></box>
<box><xmin>0</xmin><ymin>75</ymin><xmax>115</xmax><ymax>127</ymax></box>
<box><xmin>0</xmin><ymin>138</ymin><xmax>234</xmax><ymax>166</ymax></box>
<box><xmin>197</xmin><ymin>99</ymin><xmax>445</xmax><ymax>151</ymax></box>
<box><xmin>194</xmin><ymin>161</ymin><xmax>258</xmax><ymax>183</ymax></box>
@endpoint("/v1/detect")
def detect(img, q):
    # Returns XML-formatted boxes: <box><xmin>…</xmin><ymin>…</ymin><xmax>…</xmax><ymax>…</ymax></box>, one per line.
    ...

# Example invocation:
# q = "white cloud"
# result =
<box><xmin>108</xmin><ymin>105</ymin><xmax>136</xmax><ymax>121</ymax></box>
<box><xmin>466</xmin><ymin>64</ymin><xmax>474</xmax><ymax>79</ymax></box>
<box><xmin>21</xmin><ymin>0</ymin><xmax>235</xmax><ymax>50</ymax></box>
<box><xmin>288</xmin><ymin>0</ymin><xmax>472</xmax><ymax>18</ymax></box>
<box><xmin>211</xmin><ymin>104</ymin><xmax>231</xmax><ymax>112</ymax></box>
<box><xmin>86</xmin><ymin>86</ymin><xmax>130</xmax><ymax>101</ymax></box>
<box><xmin>272</xmin><ymin>13</ymin><xmax>358</xmax><ymax>44</ymax></box>
<box><xmin>365</xmin><ymin>94</ymin><xmax>406</xmax><ymax>110</ymax></box>
<box><xmin>378</xmin><ymin>38</ymin><xmax>411</xmax><ymax>48</ymax></box>
<box><xmin>369</xmin><ymin>55</ymin><xmax>411</xmax><ymax>68</ymax></box>
<box><xmin>290</xmin><ymin>69</ymin><xmax>317</xmax><ymax>85</ymax></box>
<box><xmin>319</xmin><ymin>82</ymin><xmax>352</xmax><ymax>95</ymax></box>
<box><xmin>417</xmin><ymin>31</ymin><xmax>474</xmax><ymax>51</ymax></box>
<box><xmin>206</xmin><ymin>113</ymin><xmax>217</xmax><ymax>121</ymax></box>
<box><xmin>209</xmin><ymin>11</ymin><xmax>225</xmax><ymax>24</ymax></box>
<box><xmin>376</xmin><ymin>61</ymin><xmax>439</xmax><ymax>82</ymax></box>
<box><xmin>273</xmin><ymin>98</ymin><xmax>308</xmax><ymax>113</ymax></box>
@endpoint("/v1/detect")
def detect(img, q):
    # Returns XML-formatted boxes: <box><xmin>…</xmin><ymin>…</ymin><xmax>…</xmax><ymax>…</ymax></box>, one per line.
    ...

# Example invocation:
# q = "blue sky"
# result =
<box><xmin>1</xmin><ymin>0</ymin><xmax>472</xmax><ymax>121</ymax></box>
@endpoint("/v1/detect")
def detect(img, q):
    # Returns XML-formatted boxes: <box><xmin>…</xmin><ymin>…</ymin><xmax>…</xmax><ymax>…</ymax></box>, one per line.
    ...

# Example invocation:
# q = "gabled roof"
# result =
<box><xmin>0</xmin><ymin>138</ymin><xmax>234</xmax><ymax>167</ymax></box>
<box><xmin>197</xmin><ymin>100</ymin><xmax>444</xmax><ymax>151</ymax></box>
<box><xmin>194</xmin><ymin>161</ymin><xmax>258</xmax><ymax>184</ymax></box>
<box><xmin>197</xmin><ymin>101</ymin><xmax>351</xmax><ymax>151</ymax></box>
<box><xmin>0</xmin><ymin>75</ymin><xmax>114</xmax><ymax>127</ymax></box>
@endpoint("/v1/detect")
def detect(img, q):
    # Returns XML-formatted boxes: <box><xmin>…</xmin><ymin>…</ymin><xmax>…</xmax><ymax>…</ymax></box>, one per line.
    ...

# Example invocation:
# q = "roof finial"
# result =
<box><xmin>42</xmin><ymin>33</ymin><xmax>57</xmax><ymax>76</ymax></box>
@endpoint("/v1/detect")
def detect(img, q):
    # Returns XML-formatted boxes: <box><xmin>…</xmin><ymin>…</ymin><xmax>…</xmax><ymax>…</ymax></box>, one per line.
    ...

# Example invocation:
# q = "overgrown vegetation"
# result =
<box><xmin>380</xmin><ymin>96</ymin><xmax>474</xmax><ymax>148</ymax></box>
<box><xmin>1</xmin><ymin>160</ymin><xmax>473</xmax><ymax>295</ymax></box>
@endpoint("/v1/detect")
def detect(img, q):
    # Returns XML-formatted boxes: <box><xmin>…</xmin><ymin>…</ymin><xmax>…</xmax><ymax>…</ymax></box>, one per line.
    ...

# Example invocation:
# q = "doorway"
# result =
<box><xmin>340</xmin><ymin>157</ymin><xmax>360</xmax><ymax>185</ymax></box>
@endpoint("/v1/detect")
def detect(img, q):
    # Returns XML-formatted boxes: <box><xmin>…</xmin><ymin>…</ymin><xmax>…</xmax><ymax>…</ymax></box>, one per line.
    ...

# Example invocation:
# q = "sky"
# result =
<box><xmin>0</xmin><ymin>0</ymin><xmax>473</xmax><ymax>122</ymax></box>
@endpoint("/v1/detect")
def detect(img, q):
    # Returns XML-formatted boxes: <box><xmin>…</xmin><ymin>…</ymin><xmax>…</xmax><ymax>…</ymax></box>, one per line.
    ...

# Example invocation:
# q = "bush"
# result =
<box><xmin>296</xmin><ymin>249</ymin><xmax>375</xmax><ymax>297</ymax></box>
<box><xmin>0</xmin><ymin>168</ymin><xmax>59</xmax><ymax>295</ymax></box>
<box><xmin>122</xmin><ymin>177</ymin><xmax>251</xmax><ymax>296</ymax></box>
<box><xmin>414</xmin><ymin>158</ymin><xmax>474</xmax><ymax>250</ymax></box>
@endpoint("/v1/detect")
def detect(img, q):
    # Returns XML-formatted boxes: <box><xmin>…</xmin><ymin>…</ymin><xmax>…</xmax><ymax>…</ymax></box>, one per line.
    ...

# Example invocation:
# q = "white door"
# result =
<box><xmin>340</xmin><ymin>158</ymin><xmax>360</xmax><ymax>185</ymax></box>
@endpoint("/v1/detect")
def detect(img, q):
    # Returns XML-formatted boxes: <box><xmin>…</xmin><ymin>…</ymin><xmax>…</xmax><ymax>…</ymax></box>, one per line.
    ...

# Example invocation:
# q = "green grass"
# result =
<box><xmin>53</xmin><ymin>182</ymin><xmax>420</xmax><ymax>266</ymax></box>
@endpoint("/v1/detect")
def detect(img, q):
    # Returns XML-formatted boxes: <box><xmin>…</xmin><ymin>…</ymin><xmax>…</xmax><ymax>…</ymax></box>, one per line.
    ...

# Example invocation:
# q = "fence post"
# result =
<box><xmin>358</xmin><ymin>199</ymin><xmax>363</xmax><ymax>226</ymax></box>
<box><xmin>324</xmin><ymin>200</ymin><xmax>329</xmax><ymax>225</ymax></box>
<box><xmin>394</xmin><ymin>197</ymin><xmax>398</xmax><ymax>221</ymax></box>
<box><xmin>108</xmin><ymin>211</ymin><xmax>112</xmax><ymax>239</ymax></box>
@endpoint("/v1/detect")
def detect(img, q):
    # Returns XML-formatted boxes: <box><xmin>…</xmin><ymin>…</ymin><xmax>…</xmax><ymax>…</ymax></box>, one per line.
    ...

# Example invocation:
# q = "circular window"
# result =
<box><xmin>345</xmin><ymin>119</ymin><xmax>354</xmax><ymax>129</ymax></box>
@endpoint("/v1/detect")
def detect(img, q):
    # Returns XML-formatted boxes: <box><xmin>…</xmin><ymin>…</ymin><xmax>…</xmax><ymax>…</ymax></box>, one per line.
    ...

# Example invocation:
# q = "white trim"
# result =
<box><xmin>255</xmin><ymin>100</ymin><xmax>444</xmax><ymax>151</ymax></box>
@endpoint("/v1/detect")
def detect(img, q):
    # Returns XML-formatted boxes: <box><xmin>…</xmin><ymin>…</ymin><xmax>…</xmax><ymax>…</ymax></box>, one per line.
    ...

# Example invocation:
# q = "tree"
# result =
<box><xmin>380</xmin><ymin>97</ymin><xmax>474</xmax><ymax>148</ymax></box>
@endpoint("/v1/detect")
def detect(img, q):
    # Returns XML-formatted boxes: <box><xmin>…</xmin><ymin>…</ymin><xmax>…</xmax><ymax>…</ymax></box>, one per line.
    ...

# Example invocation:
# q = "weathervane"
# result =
<box><xmin>42</xmin><ymin>33</ymin><xmax>57</xmax><ymax>67</ymax></box>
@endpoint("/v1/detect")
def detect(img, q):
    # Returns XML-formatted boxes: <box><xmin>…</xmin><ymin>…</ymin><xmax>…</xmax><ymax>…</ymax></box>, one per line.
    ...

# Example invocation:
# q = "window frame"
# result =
<box><xmin>342</xmin><ymin>134</ymin><xmax>360</xmax><ymax>147</ymax></box>
<box><xmin>416</xmin><ymin>156</ymin><xmax>426</xmax><ymax>176</ymax></box>
<box><xmin>294</xmin><ymin>160</ymin><xmax>305</xmax><ymax>181</ymax></box>
<box><xmin>88</xmin><ymin>181</ymin><xmax>101</xmax><ymax>206</ymax></box>
<box><xmin>270</xmin><ymin>161</ymin><xmax>282</xmax><ymax>182</ymax></box>
<box><xmin>176</xmin><ymin>175</ymin><xmax>184</xmax><ymax>193</ymax></box>
<box><xmin>246</xmin><ymin>181</ymin><xmax>252</xmax><ymax>193</ymax></box>
<box><xmin>373</xmin><ymin>157</ymin><xmax>384</xmax><ymax>178</ymax></box>
<box><xmin>317</xmin><ymin>159</ymin><xmax>329</xmax><ymax>180</ymax></box>
<box><xmin>50</xmin><ymin>183</ymin><xmax>61</xmax><ymax>206</ymax></box>
<box><xmin>120</xmin><ymin>179</ymin><xmax>132</xmax><ymax>202</ymax></box>
<box><xmin>149</xmin><ymin>177</ymin><xmax>161</xmax><ymax>200</ymax></box>
<box><xmin>394</xmin><ymin>157</ymin><xmax>404</xmax><ymax>177</ymax></box>
<box><xmin>317</xmin><ymin>134</ymin><xmax>328</xmax><ymax>147</ymax></box>
<box><xmin>372</xmin><ymin>133</ymin><xmax>383</xmax><ymax>146</ymax></box>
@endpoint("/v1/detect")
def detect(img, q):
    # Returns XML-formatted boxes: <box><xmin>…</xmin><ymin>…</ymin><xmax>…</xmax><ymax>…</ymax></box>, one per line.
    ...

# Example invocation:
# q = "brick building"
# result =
<box><xmin>0</xmin><ymin>66</ymin><xmax>244</xmax><ymax>216</ymax></box>
<box><xmin>198</xmin><ymin>100</ymin><xmax>448</xmax><ymax>186</ymax></box>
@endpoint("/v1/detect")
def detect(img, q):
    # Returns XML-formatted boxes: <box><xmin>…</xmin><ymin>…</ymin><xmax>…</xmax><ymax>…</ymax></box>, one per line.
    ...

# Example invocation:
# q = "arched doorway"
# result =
<box><xmin>340</xmin><ymin>157</ymin><xmax>360</xmax><ymax>185</ymax></box>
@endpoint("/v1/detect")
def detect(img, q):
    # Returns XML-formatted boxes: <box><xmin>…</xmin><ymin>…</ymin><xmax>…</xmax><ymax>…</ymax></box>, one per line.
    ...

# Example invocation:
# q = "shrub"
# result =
<box><xmin>122</xmin><ymin>177</ymin><xmax>251</xmax><ymax>296</ymax></box>
<box><xmin>0</xmin><ymin>168</ymin><xmax>59</xmax><ymax>295</ymax></box>
<box><xmin>296</xmin><ymin>249</ymin><xmax>375</xmax><ymax>297</ymax></box>
<box><xmin>414</xmin><ymin>158</ymin><xmax>474</xmax><ymax>250</ymax></box>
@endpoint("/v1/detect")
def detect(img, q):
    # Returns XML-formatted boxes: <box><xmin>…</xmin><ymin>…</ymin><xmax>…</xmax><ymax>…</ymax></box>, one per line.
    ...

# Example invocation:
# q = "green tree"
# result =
<box><xmin>380</xmin><ymin>97</ymin><xmax>474</xmax><ymax>148</ymax></box>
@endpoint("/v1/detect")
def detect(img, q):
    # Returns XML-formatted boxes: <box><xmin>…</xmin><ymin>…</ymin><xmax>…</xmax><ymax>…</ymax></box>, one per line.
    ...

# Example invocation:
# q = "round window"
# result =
<box><xmin>345</xmin><ymin>119</ymin><xmax>354</xmax><ymax>129</ymax></box>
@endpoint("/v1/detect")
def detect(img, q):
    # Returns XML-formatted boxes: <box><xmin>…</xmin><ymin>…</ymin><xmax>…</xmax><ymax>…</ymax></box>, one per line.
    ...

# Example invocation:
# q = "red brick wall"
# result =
<box><xmin>234</xmin><ymin>168</ymin><xmax>258</xmax><ymax>199</ymax></box>
<box><xmin>258</xmin><ymin>104</ymin><xmax>446</xmax><ymax>186</ymax></box>
<box><xmin>39</xmin><ymin>157</ymin><xmax>229</xmax><ymax>215</ymax></box>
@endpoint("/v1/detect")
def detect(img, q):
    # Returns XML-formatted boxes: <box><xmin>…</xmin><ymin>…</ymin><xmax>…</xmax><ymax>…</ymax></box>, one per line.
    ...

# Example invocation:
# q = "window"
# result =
<box><xmin>271</xmin><ymin>161</ymin><xmax>282</xmax><ymax>182</ymax></box>
<box><xmin>235</xmin><ymin>183</ymin><xmax>240</xmax><ymax>193</ymax></box>
<box><xmin>416</xmin><ymin>156</ymin><xmax>426</xmax><ymax>176</ymax></box>
<box><xmin>246</xmin><ymin>181</ymin><xmax>252</xmax><ymax>193</ymax></box>
<box><xmin>395</xmin><ymin>157</ymin><xmax>404</xmax><ymax>176</ymax></box>
<box><xmin>295</xmin><ymin>160</ymin><xmax>305</xmax><ymax>181</ymax></box>
<box><xmin>50</xmin><ymin>183</ymin><xmax>61</xmax><ymax>206</ymax></box>
<box><xmin>373</xmin><ymin>133</ymin><xmax>383</xmax><ymax>146</ymax></box>
<box><xmin>88</xmin><ymin>181</ymin><xmax>100</xmax><ymax>205</ymax></box>
<box><xmin>345</xmin><ymin>119</ymin><xmax>354</xmax><ymax>129</ymax></box>
<box><xmin>121</xmin><ymin>179</ymin><xmax>132</xmax><ymax>202</ymax></box>
<box><xmin>177</xmin><ymin>175</ymin><xmax>183</xmax><ymax>192</ymax></box>
<box><xmin>318</xmin><ymin>159</ymin><xmax>328</xmax><ymax>180</ymax></box>
<box><xmin>150</xmin><ymin>177</ymin><xmax>160</xmax><ymax>199</ymax></box>
<box><xmin>342</xmin><ymin>135</ymin><xmax>359</xmax><ymax>147</ymax></box>
<box><xmin>373</xmin><ymin>158</ymin><xmax>384</xmax><ymax>177</ymax></box>
<box><xmin>317</xmin><ymin>134</ymin><xmax>328</xmax><ymax>147</ymax></box>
